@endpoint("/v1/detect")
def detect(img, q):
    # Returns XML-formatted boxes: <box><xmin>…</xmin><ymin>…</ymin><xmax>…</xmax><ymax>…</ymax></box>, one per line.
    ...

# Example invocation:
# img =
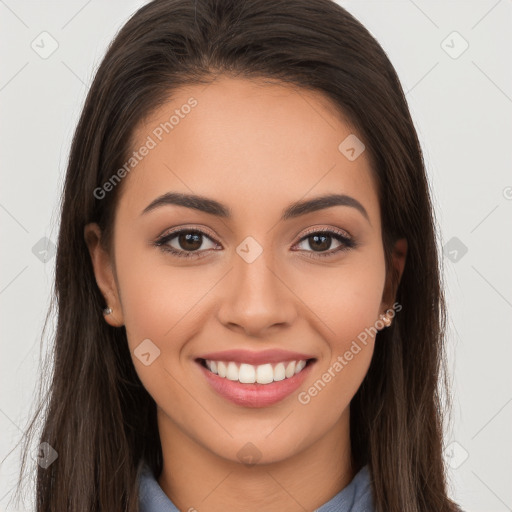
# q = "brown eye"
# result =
<box><xmin>155</xmin><ymin>229</ymin><xmax>219</xmax><ymax>258</ymax></box>
<box><xmin>293</xmin><ymin>229</ymin><xmax>356</xmax><ymax>258</ymax></box>
<box><xmin>305</xmin><ymin>233</ymin><xmax>334</xmax><ymax>252</ymax></box>
<box><xmin>177</xmin><ymin>232</ymin><xmax>203</xmax><ymax>251</ymax></box>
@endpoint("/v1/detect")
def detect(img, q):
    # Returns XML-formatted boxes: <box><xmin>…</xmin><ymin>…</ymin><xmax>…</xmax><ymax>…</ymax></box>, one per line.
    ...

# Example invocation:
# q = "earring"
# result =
<box><xmin>380</xmin><ymin>313</ymin><xmax>392</xmax><ymax>328</ymax></box>
<box><xmin>103</xmin><ymin>306</ymin><xmax>113</xmax><ymax>315</ymax></box>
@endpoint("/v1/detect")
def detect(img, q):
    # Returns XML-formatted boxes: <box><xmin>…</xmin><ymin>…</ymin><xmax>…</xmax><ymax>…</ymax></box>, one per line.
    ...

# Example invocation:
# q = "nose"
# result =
<box><xmin>216</xmin><ymin>247</ymin><xmax>298</xmax><ymax>337</ymax></box>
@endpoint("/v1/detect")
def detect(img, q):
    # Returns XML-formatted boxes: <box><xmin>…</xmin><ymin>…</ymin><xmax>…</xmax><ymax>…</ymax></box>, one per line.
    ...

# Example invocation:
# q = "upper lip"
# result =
<box><xmin>196</xmin><ymin>349</ymin><xmax>316</xmax><ymax>365</ymax></box>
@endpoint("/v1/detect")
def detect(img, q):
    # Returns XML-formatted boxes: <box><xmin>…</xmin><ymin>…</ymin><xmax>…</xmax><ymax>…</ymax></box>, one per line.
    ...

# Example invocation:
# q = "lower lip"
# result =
<box><xmin>197</xmin><ymin>359</ymin><xmax>315</xmax><ymax>408</ymax></box>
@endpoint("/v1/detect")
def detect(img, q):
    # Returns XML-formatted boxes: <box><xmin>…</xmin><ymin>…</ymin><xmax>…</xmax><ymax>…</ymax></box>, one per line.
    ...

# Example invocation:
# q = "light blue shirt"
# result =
<box><xmin>139</xmin><ymin>462</ymin><xmax>376</xmax><ymax>511</ymax></box>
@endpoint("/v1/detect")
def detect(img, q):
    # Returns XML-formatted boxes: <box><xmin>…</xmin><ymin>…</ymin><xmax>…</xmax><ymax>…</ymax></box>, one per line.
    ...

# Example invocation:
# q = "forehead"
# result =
<box><xmin>120</xmin><ymin>76</ymin><xmax>379</xmax><ymax>225</ymax></box>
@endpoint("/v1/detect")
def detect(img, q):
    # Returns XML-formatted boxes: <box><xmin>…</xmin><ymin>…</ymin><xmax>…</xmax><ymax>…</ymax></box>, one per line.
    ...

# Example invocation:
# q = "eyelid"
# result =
<box><xmin>157</xmin><ymin>224</ymin><xmax>219</xmax><ymax>241</ymax></box>
<box><xmin>297</xmin><ymin>225</ymin><xmax>352</xmax><ymax>240</ymax></box>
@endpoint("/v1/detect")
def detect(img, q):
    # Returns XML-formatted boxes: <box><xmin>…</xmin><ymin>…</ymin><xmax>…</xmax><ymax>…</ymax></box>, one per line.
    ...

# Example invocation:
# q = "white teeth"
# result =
<box><xmin>285</xmin><ymin>361</ymin><xmax>296</xmax><ymax>378</ymax></box>
<box><xmin>256</xmin><ymin>363</ymin><xmax>274</xmax><ymax>384</ymax></box>
<box><xmin>226</xmin><ymin>362</ymin><xmax>239</xmax><ymax>381</ymax></box>
<box><xmin>239</xmin><ymin>363</ymin><xmax>256</xmax><ymax>383</ymax></box>
<box><xmin>273</xmin><ymin>362</ymin><xmax>286</xmax><ymax>381</ymax></box>
<box><xmin>217</xmin><ymin>361</ymin><xmax>227</xmax><ymax>378</ymax></box>
<box><xmin>295</xmin><ymin>360</ymin><xmax>306</xmax><ymax>374</ymax></box>
<box><xmin>203</xmin><ymin>359</ymin><xmax>310</xmax><ymax>384</ymax></box>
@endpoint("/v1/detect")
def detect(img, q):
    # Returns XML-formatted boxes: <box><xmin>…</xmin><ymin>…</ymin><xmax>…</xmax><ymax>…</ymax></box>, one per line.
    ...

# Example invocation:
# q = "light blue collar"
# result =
<box><xmin>139</xmin><ymin>462</ymin><xmax>375</xmax><ymax>511</ymax></box>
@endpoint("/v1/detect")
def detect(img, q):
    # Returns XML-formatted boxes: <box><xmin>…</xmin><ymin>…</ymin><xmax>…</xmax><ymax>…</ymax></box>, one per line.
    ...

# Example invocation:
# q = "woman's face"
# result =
<box><xmin>86</xmin><ymin>76</ymin><xmax>406</xmax><ymax>466</ymax></box>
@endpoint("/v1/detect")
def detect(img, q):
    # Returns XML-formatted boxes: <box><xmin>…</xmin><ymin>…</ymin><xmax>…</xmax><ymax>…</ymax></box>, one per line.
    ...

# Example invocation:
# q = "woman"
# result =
<box><xmin>18</xmin><ymin>0</ymin><xmax>464</xmax><ymax>510</ymax></box>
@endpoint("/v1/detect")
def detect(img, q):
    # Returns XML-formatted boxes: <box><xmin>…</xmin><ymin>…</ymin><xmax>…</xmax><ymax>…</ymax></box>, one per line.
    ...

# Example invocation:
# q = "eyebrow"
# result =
<box><xmin>141</xmin><ymin>192</ymin><xmax>370</xmax><ymax>224</ymax></box>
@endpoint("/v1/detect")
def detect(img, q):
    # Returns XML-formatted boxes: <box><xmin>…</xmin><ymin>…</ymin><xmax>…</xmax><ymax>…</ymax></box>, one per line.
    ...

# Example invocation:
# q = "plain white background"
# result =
<box><xmin>1</xmin><ymin>1</ymin><xmax>511</xmax><ymax>511</ymax></box>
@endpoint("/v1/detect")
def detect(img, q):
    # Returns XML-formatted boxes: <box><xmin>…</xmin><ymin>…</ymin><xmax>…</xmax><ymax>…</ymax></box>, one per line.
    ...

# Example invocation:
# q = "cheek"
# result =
<box><xmin>293</xmin><ymin>251</ymin><xmax>385</xmax><ymax>396</ymax></box>
<box><xmin>294</xmin><ymin>253</ymin><xmax>386</xmax><ymax>350</ymax></box>
<box><xmin>114</xmin><ymin>248</ymin><xmax>200</xmax><ymax>405</ymax></box>
<box><xmin>115</xmin><ymin>236</ymin><xmax>204</xmax><ymax>348</ymax></box>
<box><xmin>330</xmin><ymin>269</ymin><xmax>385</xmax><ymax>345</ymax></box>
<box><xmin>293</xmin><ymin>263</ymin><xmax>384</xmax><ymax>425</ymax></box>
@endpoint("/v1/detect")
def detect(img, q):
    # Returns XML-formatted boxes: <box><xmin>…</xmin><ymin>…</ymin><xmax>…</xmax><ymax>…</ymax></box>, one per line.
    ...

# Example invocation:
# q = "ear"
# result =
<box><xmin>379</xmin><ymin>238</ymin><xmax>407</xmax><ymax>318</ymax></box>
<box><xmin>84</xmin><ymin>223</ymin><xmax>124</xmax><ymax>327</ymax></box>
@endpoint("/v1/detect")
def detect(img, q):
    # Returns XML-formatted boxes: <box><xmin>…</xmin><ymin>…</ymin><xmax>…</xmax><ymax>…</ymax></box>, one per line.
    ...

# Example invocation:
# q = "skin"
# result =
<box><xmin>85</xmin><ymin>76</ymin><xmax>407</xmax><ymax>512</ymax></box>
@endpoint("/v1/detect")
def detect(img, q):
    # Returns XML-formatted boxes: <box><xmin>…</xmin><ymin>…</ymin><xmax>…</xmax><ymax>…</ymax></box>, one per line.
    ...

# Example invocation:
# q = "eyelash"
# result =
<box><xmin>154</xmin><ymin>227</ymin><xmax>356</xmax><ymax>259</ymax></box>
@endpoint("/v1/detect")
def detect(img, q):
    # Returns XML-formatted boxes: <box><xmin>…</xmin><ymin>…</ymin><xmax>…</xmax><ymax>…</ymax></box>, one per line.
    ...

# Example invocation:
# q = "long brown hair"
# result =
<box><xmin>15</xmin><ymin>0</ymin><xmax>461</xmax><ymax>510</ymax></box>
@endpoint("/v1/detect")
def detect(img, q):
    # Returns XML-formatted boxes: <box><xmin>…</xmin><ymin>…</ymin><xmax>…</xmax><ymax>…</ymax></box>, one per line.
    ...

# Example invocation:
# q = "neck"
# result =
<box><xmin>157</xmin><ymin>407</ymin><xmax>355</xmax><ymax>512</ymax></box>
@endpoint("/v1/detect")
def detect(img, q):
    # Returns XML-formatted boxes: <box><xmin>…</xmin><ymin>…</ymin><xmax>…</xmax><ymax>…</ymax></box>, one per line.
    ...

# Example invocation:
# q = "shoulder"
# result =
<box><xmin>138</xmin><ymin>463</ymin><xmax>180</xmax><ymax>512</ymax></box>
<box><xmin>316</xmin><ymin>464</ymin><xmax>376</xmax><ymax>512</ymax></box>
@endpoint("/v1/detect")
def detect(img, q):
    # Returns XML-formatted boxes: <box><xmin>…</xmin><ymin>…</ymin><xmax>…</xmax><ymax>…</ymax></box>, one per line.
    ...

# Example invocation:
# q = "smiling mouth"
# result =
<box><xmin>196</xmin><ymin>357</ymin><xmax>316</xmax><ymax>385</ymax></box>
